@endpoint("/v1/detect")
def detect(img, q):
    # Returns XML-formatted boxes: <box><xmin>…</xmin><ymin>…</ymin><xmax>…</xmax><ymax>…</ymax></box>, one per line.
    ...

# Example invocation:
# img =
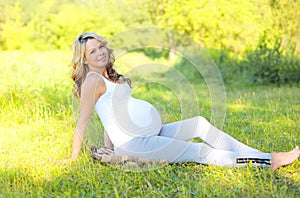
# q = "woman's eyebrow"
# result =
<box><xmin>88</xmin><ymin>47</ymin><xmax>96</xmax><ymax>53</ymax></box>
<box><xmin>88</xmin><ymin>43</ymin><xmax>101</xmax><ymax>53</ymax></box>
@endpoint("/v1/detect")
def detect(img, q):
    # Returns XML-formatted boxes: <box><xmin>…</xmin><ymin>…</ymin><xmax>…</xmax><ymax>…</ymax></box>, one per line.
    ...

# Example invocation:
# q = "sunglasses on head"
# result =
<box><xmin>78</xmin><ymin>34</ymin><xmax>92</xmax><ymax>42</ymax></box>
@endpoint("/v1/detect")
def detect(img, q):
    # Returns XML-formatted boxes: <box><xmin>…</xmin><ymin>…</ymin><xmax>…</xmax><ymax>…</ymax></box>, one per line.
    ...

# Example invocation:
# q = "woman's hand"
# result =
<box><xmin>50</xmin><ymin>156</ymin><xmax>77</xmax><ymax>164</ymax></box>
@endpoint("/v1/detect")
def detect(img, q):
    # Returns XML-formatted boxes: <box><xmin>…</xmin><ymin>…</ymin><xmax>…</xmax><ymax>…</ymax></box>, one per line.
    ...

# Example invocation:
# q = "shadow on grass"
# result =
<box><xmin>1</xmin><ymin>161</ymin><xmax>299</xmax><ymax>197</ymax></box>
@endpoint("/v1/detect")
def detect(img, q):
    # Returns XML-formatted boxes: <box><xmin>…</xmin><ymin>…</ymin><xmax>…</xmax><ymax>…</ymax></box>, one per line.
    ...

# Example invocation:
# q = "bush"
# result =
<box><xmin>206</xmin><ymin>49</ymin><xmax>243</xmax><ymax>83</ymax></box>
<box><xmin>245</xmin><ymin>34</ymin><xmax>300</xmax><ymax>85</ymax></box>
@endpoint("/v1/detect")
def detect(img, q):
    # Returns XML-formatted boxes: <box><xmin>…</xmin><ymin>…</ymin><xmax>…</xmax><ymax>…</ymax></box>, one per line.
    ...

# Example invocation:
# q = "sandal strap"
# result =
<box><xmin>90</xmin><ymin>146</ymin><xmax>168</xmax><ymax>164</ymax></box>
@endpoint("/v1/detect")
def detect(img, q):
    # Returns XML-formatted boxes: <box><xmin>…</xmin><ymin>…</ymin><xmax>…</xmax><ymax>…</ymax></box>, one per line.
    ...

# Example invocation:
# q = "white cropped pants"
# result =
<box><xmin>115</xmin><ymin>116</ymin><xmax>271</xmax><ymax>168</ymax></box>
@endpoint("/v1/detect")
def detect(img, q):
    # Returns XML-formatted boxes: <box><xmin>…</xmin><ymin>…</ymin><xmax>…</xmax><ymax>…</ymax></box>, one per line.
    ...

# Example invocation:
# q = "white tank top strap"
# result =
<box><xmin>86</xmin><ymin>71</ymin><xmax>104</xmax><ymax>79</ymax></box>
<box><xmin>87</xmin><ymin>71</ymin><xmax>115</xmax><ymax>85</ymax></box>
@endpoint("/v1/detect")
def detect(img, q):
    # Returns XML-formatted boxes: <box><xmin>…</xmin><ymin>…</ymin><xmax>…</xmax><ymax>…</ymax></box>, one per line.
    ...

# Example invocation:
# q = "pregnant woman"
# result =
<box><xmin>67</xmin><ymin>32</ymin><xmax>299</xmax><ymax>170</ymax></box>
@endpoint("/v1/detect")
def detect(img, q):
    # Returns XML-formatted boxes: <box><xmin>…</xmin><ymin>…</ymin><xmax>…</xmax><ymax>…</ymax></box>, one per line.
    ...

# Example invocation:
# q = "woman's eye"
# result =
<box><xmin>90</xmin><ymin>50</ymin><xmax>95</xmax><ymax>54</ymax></box>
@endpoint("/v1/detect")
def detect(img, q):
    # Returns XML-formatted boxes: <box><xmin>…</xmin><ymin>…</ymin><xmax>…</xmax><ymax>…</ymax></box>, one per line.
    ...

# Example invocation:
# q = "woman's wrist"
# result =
<box><xmin>71</xmin><ymin>152</ymin><xmax>79</xmax><ymax>160</ymax></box>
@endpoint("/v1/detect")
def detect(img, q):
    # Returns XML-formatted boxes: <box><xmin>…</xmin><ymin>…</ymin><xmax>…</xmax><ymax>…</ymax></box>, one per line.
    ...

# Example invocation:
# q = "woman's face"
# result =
<box><xmin>84</xmin><ymin>38</ymin><xmax>109</xmax><ymax>71</ymax></box>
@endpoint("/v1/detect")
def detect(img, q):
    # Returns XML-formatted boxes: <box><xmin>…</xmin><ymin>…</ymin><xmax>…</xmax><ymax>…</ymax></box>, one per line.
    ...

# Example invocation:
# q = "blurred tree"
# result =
<box><xmin>0</xmin><ymin>0</ymin><xmax>299</xmax><ymax>56</ymax></box>
<box><xmin>269</xmin><ymin>0</ymin><xmax>300</xmax><ymax>53</ymax></box>
<box><xmin>145</xmin><ymin>0</ymin><xmax>267</xmax><ymax>55</ymax></box>
<box><xmin>0</xmin><ymin>2</ymin><xmax>31</xmax><ymax>50</ymax></box>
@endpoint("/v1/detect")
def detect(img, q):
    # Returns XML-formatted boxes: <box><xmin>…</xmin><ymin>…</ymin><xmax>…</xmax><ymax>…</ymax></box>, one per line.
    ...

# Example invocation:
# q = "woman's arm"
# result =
<box><xmin>70</xmin><ymin>73</ymin><xmax>105</xmax><ymax>160</ymax></box>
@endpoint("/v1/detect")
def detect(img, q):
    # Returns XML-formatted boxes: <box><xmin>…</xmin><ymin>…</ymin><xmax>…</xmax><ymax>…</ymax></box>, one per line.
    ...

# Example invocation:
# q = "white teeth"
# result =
<box><xmin>98</xmin><ymin>56</ymin><xmax>106</xmax><ymax>61</ymax></box>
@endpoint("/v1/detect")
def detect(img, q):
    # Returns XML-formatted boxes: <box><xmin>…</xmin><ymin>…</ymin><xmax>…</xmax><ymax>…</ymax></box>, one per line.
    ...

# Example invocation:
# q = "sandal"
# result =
<box><xmin>90</xmin><ymin>146</ymin><xmax>168</xmax><ymax>165</ymax></box>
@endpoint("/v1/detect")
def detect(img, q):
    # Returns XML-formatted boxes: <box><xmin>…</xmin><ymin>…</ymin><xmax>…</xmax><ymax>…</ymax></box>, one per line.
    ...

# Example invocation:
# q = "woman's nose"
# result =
<box><xmin>97</xmin><ymin>48</ymin><xmax>105</xmax><ymax>55</ymax></box>
<box><xmin>98</xmin><ymin>49</ymin><xmax>104</xmax><ymax>55</ymax></box>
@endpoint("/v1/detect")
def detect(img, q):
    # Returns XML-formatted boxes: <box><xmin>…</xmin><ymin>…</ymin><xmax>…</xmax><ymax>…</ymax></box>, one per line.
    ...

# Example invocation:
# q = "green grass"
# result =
<box><xmin>0</xmin><ymin>51</ymin><xmax>299</xmax><ymax>197</ymax></box>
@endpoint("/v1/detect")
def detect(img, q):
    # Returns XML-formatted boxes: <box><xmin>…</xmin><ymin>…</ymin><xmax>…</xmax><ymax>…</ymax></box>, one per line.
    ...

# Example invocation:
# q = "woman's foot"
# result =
<box><xmin>270</xmin><ymin>146</ymin><xmax>300</xmax><ymax>170</ymax></box>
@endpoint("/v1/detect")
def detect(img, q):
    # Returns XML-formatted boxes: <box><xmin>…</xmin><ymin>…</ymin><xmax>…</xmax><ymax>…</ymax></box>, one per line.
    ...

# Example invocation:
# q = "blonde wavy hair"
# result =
<box><xmin>71</xmin><ymin>32</ymin><xmax>131</xmax><ymax>98</ymax></box>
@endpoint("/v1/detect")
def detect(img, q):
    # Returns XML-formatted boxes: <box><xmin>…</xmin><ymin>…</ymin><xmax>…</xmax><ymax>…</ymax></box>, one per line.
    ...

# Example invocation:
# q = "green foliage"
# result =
<box><xmin>0</xmin><ymin>2</ymin><xmax>31</xmax><ymax>50</ymax></box>
<box><xmin>245</xmin><ymin>33</ymin><xmax>300</xmax><ymax>85</ymax></box>
<box><xmin>145</xmin><ymin>0</ymin><xmax>268</xmax><ymax>53</ymax></box>
<box><xmin>270</xmin><ymin>0</ymin><xmax>300</xmax><ymax>41</ymax></box>
<box><xmin>206</xmin><ymin>49</ymin><xmax>243</xmax><ymax>83</ymax></box>
<box><xmin>134</xmin><ymin>48</ymin><xmax>170</xmax><ymax>60</ymax></box>
<box><xmin>0</xmin><ymin>0</ymin><xmax>299</xmax><ymax>86</ymax></box>
<box><xmin>1</xmin><ymin>0</ymin><xmax>299</xmax><ymax>54</ymax></box>
<box><xmin>0</xmin><ymin>0</ymin><xmax>153</xmax><ymax>51</ymax></box>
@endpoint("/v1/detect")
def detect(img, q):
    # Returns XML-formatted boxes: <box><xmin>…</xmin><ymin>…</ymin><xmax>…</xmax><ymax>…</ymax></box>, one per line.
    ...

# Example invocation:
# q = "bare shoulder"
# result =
<box><xmin>82</xmin><ymin>72</ymin><xmax>106</xmax><ymax>98</ymax></box>
<box><xmin>82</xmin><ymin>73</ymin><xmax>103</xmax><ymax>87</ymax></box>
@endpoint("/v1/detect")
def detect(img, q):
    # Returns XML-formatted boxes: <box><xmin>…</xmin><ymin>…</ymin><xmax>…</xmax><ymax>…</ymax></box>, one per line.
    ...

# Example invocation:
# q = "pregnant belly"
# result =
<box><xmin>112</xmin><ymin>98</ymin><xmax>162</xmax><ymax>137</ymax></box>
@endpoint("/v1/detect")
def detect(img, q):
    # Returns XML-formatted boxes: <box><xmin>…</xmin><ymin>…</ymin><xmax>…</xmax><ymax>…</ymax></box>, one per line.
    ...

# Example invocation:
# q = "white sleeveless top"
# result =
<box><xmin>91</xmin><ymin>72</ymin><xmax>162</xmax><ymax>147</ymax></box>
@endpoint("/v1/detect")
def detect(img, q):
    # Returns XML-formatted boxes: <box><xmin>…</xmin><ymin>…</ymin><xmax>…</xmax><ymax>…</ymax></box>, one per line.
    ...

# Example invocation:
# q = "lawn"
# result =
<box><xmin>0</xmin><ymin>51</ymin><xmax>299</xmax><ymax>197</ymax></box>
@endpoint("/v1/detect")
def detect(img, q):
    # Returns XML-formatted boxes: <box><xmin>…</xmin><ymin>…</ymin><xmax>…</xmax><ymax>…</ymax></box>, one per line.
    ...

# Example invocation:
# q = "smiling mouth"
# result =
<box><xmin>98</xmin><ymin>56</ymin><xmax>107</xmax><ymax>61</ymax></box>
